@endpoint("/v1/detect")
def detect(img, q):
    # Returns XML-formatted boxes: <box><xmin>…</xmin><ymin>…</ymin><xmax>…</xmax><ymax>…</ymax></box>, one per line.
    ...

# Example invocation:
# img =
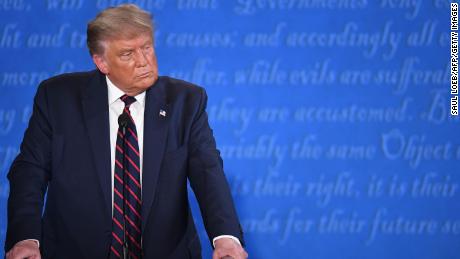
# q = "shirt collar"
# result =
<box><xmin>106</xmin><ymin>75</ymin><xmax>146</xmax><ymax>106</ymax></box>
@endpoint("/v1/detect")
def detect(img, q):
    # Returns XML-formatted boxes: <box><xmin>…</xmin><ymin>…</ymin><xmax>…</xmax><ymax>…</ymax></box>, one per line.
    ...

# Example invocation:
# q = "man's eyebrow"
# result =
<box><xmin>142</xmin><ymin>40</ymin><xmax>152</xmax><ymax>46</ymax></box>
<box><xmin>119</xmin><ymin>48</ymin><xmax>134</xmax><ymax>53</ymax></box>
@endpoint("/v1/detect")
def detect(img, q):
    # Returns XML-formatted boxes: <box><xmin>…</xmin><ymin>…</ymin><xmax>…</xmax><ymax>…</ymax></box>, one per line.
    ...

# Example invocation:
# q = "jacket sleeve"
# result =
<box><xmin>186</xmin><ymin>87</ymin><xmax>245</xmax><ymax>247</ymax></box>
<box><xmin>5</xmin><ymin>82</ymin><xmax>52</xmax><ymax>252</ymax></box>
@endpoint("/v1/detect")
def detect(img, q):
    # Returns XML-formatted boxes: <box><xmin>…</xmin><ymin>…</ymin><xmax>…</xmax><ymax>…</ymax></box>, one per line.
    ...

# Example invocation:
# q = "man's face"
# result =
<box><xmin>93</xmin><ymin>33</ymin><xmax>158</xmax><ymax>95</ymax></box>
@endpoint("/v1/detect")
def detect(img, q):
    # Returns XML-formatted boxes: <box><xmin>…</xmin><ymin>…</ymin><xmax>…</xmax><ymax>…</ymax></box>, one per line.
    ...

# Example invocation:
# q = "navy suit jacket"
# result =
<box><xmin>5</xmin><ymin>70</ymin><xmax>244</xmax><ymax>258</ymax></box>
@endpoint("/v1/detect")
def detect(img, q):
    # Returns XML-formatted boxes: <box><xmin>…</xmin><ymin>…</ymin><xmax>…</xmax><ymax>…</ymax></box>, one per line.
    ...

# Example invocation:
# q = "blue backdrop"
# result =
<box><xmin>0</xmin><ymin>1</ymin><xmax>459</xmax><ymax>258</ymax></box>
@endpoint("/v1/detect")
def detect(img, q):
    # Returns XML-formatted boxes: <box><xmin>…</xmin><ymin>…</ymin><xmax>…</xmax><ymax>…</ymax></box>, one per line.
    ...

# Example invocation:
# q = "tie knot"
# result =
<box><xmin>120</xmin><ymin>94</ymin><xmax>137</xmax><ymax>107</ymax></box>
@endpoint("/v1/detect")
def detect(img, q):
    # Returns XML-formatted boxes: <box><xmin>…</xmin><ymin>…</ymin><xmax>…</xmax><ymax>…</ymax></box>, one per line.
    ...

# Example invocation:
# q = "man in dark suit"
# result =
<box><xmin>5</xmin><ymin>4</ymin><xmax>247</xmax><ymax>259</ymax></box>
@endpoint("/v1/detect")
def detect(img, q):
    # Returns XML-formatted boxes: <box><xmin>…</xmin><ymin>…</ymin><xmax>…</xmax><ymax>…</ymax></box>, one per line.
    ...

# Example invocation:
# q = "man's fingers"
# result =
<box><xmin>213</xmin><ymin>249</ymin><xmax>229</xmax><ymax>259</ymax></box>
<box><xmin>6</xmin><ymin>240</ymin><xmax>40</xmax><ymax>259</ymax></box>
<box><xmin>6</xmin><ymin>248</ymin><xmax>34</xmax><ymax>259</ymax></box>
<box><xmin>213</xmin><ymin>237</ymin><xmax>248</xmax><ymax>259</ymax></box>
<box><xmin>213</xmin><ymin>247</ymin><xmax>247</xmax><ymax>259</ymax></box>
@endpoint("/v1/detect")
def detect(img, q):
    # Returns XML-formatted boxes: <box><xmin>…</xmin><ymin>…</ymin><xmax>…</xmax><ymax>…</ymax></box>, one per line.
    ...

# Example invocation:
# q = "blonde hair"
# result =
<box><xmin>87</xmin><ymin>4</ymin><xmax>154</xmax><ymax>55</ymax></box>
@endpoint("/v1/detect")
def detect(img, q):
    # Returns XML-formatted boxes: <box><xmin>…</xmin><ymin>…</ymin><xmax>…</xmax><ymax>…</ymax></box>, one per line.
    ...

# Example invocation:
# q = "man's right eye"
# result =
<box><xmin>120</xmin><ymin>52</ymin><xmax>132</xmax><ymax>60</ymax></box>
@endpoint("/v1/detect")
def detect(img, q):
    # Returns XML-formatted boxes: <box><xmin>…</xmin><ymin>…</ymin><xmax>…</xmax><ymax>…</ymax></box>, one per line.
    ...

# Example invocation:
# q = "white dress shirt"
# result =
<box><xmin>107</xmin><ymin>77</ymin><xmax>145</xmax><ymax>207</ymax></box>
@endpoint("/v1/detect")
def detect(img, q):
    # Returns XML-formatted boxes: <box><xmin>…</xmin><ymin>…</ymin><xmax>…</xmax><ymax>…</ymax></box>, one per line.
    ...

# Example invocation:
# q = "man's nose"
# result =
<box><xmin>134</xmin><ymin>49</ymin><xmax>148</xmax><ymax>67</ymax></box>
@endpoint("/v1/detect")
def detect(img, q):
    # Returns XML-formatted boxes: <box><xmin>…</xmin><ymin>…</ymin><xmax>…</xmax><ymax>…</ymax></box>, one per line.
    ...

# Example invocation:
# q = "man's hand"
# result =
<box><xmin>6</xmin><ymin>240</ymin><xmax>41</xmax><ymax>259</ymax></box>
<box><xmin>212</xmin><ymin>237</ymin><xmax>248</xmax><ymax>259</ymax></box>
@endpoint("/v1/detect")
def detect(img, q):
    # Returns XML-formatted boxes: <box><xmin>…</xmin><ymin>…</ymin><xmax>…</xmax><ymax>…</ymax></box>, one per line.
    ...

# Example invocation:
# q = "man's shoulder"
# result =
<box><xmin>159</xmin><ymin>76</ymin><xmax>206</xmax><ymax>102</ymax></box>
<box><xmin>40</xmin><ymin>70</ymin><xmax>98</xmax><ymax>89</ymax></box>
<box><xmin>158</xmin><ymin>76</ymin><xmax>206</xmax><ymax>105</ymax></box>
<box><xmin>159</xmin><ymin>76</ymin><xmax>204</xmax><ymax>94</ymax></box>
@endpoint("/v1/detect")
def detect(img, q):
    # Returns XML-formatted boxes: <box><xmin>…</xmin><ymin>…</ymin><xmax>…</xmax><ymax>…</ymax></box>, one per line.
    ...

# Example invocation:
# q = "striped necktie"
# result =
<box><xmin>110</xmin><ymin>94</ymin><xmax>142</xmax><ymax>259</ymax></box>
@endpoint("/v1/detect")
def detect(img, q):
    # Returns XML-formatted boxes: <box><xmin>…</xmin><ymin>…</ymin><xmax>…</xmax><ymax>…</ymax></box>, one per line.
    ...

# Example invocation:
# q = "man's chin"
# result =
<box><xmin>136</xmin><ymin>76</ymin><xmax>156</xmax><ymax>89</ymax></box>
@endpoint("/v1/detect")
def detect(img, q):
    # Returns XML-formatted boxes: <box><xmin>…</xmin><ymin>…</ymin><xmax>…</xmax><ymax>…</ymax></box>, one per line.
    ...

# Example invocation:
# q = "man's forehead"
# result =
<box><xmin>106</xmin><ymin>34</ymin><xmax>153</xmax><ymax>49</ymax></box>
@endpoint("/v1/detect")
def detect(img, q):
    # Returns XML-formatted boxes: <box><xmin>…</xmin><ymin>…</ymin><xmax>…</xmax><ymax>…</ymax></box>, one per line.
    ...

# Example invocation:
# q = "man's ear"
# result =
<box><xmin>92</xmin><ymin>54</ymin><xmax>109</xmax><ymax>74</ymax></box>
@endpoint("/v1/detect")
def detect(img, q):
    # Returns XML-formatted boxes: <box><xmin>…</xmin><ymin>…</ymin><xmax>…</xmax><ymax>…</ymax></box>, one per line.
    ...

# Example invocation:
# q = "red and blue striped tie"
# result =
<box><xmin>110</xmin><ymin>95</ymin><xmax>142</xmax><ymax>259</ymax></box>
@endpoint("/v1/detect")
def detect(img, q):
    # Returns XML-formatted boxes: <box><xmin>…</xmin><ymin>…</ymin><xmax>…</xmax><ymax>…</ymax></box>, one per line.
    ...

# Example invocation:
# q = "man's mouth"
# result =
<box><xmin>137</xmin><ymin>72</ymin><xmax>152</xmax><ymax>78</ymax></box>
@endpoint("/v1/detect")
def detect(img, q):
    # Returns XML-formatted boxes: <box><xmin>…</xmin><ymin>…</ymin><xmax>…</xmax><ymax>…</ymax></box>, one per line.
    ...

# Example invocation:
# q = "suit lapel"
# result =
<box><xmin>142</xmin><ymin>77</ymin><xmax>169</xmax><ymax>233</ymax></box>
<box><xmin>81</xmin><ymin>71</ymin><xmax>112</xmax><ymax>220</ymax></box>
